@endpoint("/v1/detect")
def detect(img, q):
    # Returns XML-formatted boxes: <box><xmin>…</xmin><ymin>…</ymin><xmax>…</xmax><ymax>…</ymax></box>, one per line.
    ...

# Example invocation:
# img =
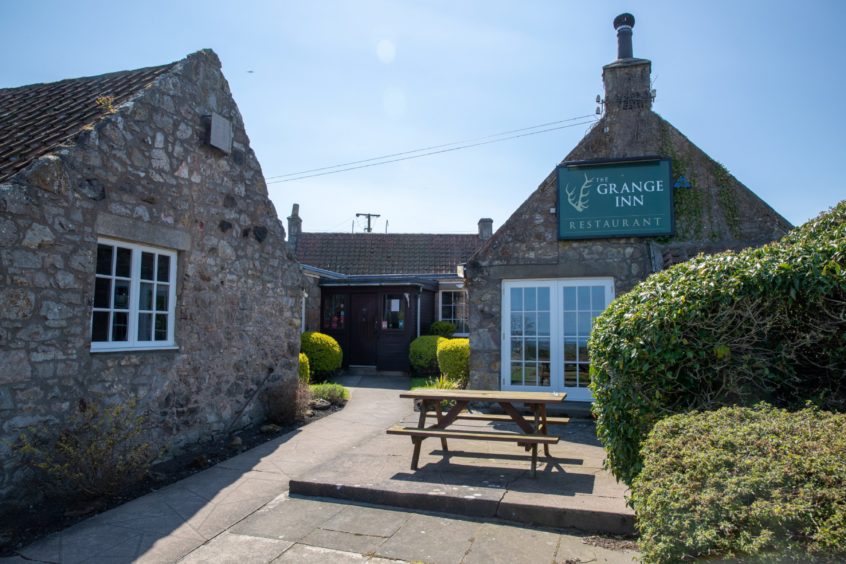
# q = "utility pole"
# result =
<box><xmin>356</xmin><ymin>212</ymin><xmax>380</xmax><ymax>233</ymax></box>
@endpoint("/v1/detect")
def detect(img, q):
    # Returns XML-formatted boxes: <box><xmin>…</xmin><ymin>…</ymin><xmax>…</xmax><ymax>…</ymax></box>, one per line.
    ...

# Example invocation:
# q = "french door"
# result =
<box><xmin>501</xmin><ymin>278</ymin><xmax>614</xmax><ymax>401</ymax></box>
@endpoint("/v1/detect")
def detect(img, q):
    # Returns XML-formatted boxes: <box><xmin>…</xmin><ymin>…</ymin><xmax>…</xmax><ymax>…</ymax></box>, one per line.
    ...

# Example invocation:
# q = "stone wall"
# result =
<box><xmin>466</xmin><ymin>58</ymin><xmax>792</xmax><ymax>391</ymax></box>
<box><xmin>0</xmin><ymin>50</ymin><xmax>305</xmax><ymax>503</ymax></box>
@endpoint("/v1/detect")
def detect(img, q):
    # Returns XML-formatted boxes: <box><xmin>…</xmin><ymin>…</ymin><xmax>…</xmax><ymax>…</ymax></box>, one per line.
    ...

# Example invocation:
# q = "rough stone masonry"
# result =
<box><xmin>0</xmin><ymin>50</ymin><xmax>305</xmax><ymax>505</ymax></box>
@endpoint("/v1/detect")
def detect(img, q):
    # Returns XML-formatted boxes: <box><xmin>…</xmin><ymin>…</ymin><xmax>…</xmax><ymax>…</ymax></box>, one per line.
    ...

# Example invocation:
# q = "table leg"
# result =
<box><xmin>434</xmin><ymin>401</ymin><xmax>449</xmax><ymax>452</ymax></box>
<box><xmin>531</xmin><ymin>444</ymin><xmax>538</xmax><ymax>478</ymax></box>
<box><xmin>540</xmin><ymin>405</ymin><xmax>552</xmax><ymax>458</ymax></box>
<box><xmin>410</xmin><ymin>400</ymin><xmax>429</xmax><ymax>470</ymax></box>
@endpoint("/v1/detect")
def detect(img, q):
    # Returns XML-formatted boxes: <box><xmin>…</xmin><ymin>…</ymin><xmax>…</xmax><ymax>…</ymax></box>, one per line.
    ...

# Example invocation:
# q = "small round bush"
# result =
<box><xmin>300</xmin><ymin>331</ymin><xmax>342</xmax><ymax>381</ymax></box>
<box><xmin>437</xmin><ymin>338</ymin><xmax>469</xmax><ymax>385</ymax></box>
<box><xmin>633</xmin><ymin>405</ymin><xmax>846</xmax><ymax>563</ymax></box>
<box><xmin>297</xmin><ymin>352</ymin><xmax>310</xmax><ymax>385</ymax></box>
<box><xmin>409</xmin><ymin>335</ymin><xmax>445</xmax><ymax>375</ymax></box>
<box><xmin>429</xmin><ymin>321</ymin><xmax>456</xmax><ymax>338</ymax></box>
<box><xmin>309</xmin><ymin>383</ymin><xmax>349</xmax><ymax>406</ymax></box>
<box><xmin>590</xmin><ymin>201</ymin><xmax>846</xmax><ymax>485</ymax></box>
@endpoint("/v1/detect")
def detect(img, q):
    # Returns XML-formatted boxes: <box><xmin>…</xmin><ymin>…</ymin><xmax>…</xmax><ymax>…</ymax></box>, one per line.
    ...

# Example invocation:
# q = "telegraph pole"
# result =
<box><xmin>356</xmin><ymin>212</ymin><xmax>380</xmax><ymax>233</ymax></box>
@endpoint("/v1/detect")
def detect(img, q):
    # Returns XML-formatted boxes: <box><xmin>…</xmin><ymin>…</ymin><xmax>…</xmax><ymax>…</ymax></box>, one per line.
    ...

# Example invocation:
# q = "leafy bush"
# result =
<box><xmin>633</xmin><ymin>405</ymin><xmax>846</xmax><ymax>563</ymax></box>
<box><xmin>300</xmin><ymin>331</ymin><xmax>342</xmax><ymax>381</ymax></box>
<box><xmin>429</xmin><ymin>321</ymin><xmax>456</xmax><ymax>338</ymax></box>
<box><xmin>263</xmin><ymin>376</ymin><xmax>309</xmax><ymax>425</ymax></box>
<box><xmin>16</xmin><ymin>399</ymin><xmax>156</xmax><ymax>499</ymax></box>
<box><xmin>409</xmin><ymin>335</ymin><xmax>446</xmax><ymax>375</ymax></box>
<box><xmin>309</xmin><ymin>383</ymin><xmax>349</xmax><ymax>406</ymax></box>
<box><xmin>590</xmin><ymin>201</ymin><xmax>846</xmax><ymax>485</ymax></box>
<box><xmin>437</xmin><ymin>338</ymin><xmax>470</xmax><ymax>385</ymax></box>
<box><xmin>298</xmin><ymin>352</ymin><xmax>310</xmax><ymax>385</ymax></box>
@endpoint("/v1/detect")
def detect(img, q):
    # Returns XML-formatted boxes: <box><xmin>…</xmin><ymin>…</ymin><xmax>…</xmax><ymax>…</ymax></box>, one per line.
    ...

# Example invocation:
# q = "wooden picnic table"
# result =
<box><xmin>386</xmin><ymin>389</ymin><xmax>568</xmax><ymax>477</ymax></box>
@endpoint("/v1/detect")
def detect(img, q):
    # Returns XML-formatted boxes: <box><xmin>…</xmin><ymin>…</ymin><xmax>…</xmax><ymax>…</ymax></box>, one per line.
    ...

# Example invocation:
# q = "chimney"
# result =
<box><xmin>287</xmin><ymin>203</ymin><xmax>302</xmax><ymax>251</ymax></box>
<box><xmin>602</xmin><ymin>13</ymin><xmax>653</xmax><ymax>113</ymax></box>
<box><xmin>478</xmin><ymin>218</ymin><xmax>493</xmax><ymax>240</ymax></box>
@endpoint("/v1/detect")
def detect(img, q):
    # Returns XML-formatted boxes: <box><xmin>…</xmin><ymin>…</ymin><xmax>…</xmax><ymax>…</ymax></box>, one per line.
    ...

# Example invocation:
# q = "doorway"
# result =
<box><xmin>349</xmin><ymin>293</ymin><xmax>378</xmax><ymax>365</ymax></box>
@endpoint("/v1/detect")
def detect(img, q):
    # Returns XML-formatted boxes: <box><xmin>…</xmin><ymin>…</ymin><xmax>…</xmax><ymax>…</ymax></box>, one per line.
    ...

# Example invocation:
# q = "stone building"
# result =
<box><xmin>0</xmin><ymin>50</ymin><xmax>305</xmax><ymax>503</ymax></box>
<box><xmin>465</xmin><ymin>15</ymin><xmax>791</xmax><ymax>401</ymax></box>
<box><xmin>288</xmin><ymin>205</ymin><xmax>489</xmax><ymax>371</ymax></box>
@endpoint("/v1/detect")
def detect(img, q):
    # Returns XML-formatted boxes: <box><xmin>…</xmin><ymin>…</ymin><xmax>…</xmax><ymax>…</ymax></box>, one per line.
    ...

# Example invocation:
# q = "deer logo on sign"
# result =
<box><xmin>565</xmin><ymin>173</ymin><xmax>593</xmax><ymax>213</ymax></box>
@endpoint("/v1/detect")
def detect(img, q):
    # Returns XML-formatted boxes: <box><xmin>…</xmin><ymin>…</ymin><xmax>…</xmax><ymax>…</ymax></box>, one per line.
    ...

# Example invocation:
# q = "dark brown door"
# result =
<box><xmin>349</xmin><ymin>293</ymin><xmax>378</xmax><ymax>365</ymax></box>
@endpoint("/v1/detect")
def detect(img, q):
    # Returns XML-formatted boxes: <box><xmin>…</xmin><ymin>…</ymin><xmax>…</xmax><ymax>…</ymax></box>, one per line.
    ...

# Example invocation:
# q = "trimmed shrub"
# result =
<box><xmin>590</xmin><ymin>201</ymin><xmax>846</xmax><ymax>485</ymax></box>
<box><xmin>633</xmin><ymin>405</ymin><xmax>846</xmax><ymax>563</ymax></box>
<box><xmin>297</xmin><ymin>352</ymin><xmax>310</xmax><ymax>384</ymax></box>
<box><xmin>309</xmin><ymin>383</ymin><xmax>349</xmax><ymax>406</ymax></box>
<box><xmin>300</xmin><ymin>331</ymin><xmax>342</xmax><ymax>381</ymax></box>
<box><xmin>16</xmin><ymin>399</ymin><xmax>156</xmax><ymax>499</ymax></box>
<box><xmin>437</xmin><ymin>338</ymin><xmax>470</xmax><ymax>385</ymax></box>
<box><xmin>409</xmin><ymin>335</ymin><xmax>446</xmax><ymax>375</ymax></box>
<box><xmin>429</xmin><ymin>321</ymin><xmax>456</xmax><ymax>338</ymax></box>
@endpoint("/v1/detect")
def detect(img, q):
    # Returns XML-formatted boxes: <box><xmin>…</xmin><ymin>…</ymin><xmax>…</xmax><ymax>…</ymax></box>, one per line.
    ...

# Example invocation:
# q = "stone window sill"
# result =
<box><xmin>90</xmin><ymin>345</ymin><xmax>180</xmax><ymax>354</ymax></box>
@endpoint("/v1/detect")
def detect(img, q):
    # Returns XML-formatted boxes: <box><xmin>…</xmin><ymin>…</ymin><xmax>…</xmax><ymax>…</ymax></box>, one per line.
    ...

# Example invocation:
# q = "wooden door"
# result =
<box><xmin>349</xmin><ymin>293</ymin><xmax>378</xmax><ymax>365</ymax></box>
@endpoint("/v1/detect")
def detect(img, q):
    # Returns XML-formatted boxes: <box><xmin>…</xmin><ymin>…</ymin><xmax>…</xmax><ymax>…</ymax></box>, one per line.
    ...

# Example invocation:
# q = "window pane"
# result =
<box><xmin>539</xmin><ymin>363</ymin><xmax>551</xmax><ymax>386</ymax></box>
<box><xmin>592</xmin><ymin>286</ymin><xmax>605</xmax><ymax>310</ymax></box>
<box><xmin>510</xmin><ymin>338</ymin><xmax>523</xmax><ymax>361</ymax></box>
<box><xmin>537</xmin><ymin>312</ymin><xmax>550</xmax><ymax>336</ymax></box>
<box><xmin>157</xmin><ymin>255</ymin><xmax>171</xmax><ymax>282</ymax></box>
<box><xmin>578</xmin><ymin>286</ymin><xmax>591</xmax><ymax>310</ymax></box>
<box><xmin>91</xmin><ymin>311</ymin><xmax>110</xmax><ymax>342</ymax></box>
<box><xmin>537</xmin><ymin>287</ymin><xmax>550</xmax><ymax>311</ymax></box>
<box><xmin>138</xmin><ymin>313</ymin><xmax>153</xmax><ymax>341</ymax></box>
<box><xmin>525</xmin><ymin>339</ymin><xmax>537</xmax><ymax>361</ymax></box>
<box><xmin>580</xmin><ymin>365</ymin><xmax>592</xmax><ymax>387</ymax></box>
<box><xmin>563</xmin><ymin>287</ymin><xmax>577</xmax><ymax>310</ymax></box>
<box><xmin>578</xmin><ymin>312</ymin><xmax>592</xmax><ymax>336</ymax></box>
<box><xmin>511</xmin><ymin>288</ymin><xmax>522</xmax><ymax>311</ymax></box>
<box><xmin>442</xmin><ymin>292</ymin><xmax>454</xmax><ymax>307</ymax></box>
<box><xmin>538</xmin><ymin>338</ymin><xmax>550</xmax><ymax>362</ymax></box>
<box><xmin>96</xmin><ymin>244</ymin><xmax>113</xmax><ymax>275</ymax></box>
<box><xmin>563</xmin><ymin>339</ymin><xmax>577</xmax><ymax>361</ymax></box>
<box><xmin>383</xmin><ymin>295</ymin><xmax>405</xmax><ymax>330</ymax></box>
<box><xmin>525</xmin><ymin>364</ymin><xmax>538</xmax><ymax>386</ymax></box>
<box><xmin>140</xmin><ymin>252</ymin><xmax>155</xmax><ymax>280</ymax></box>
<box><xmin>578</xmin><ymin>340</ymin><xmax>589</xmax><ymax>363</ymax></box>
<box><xmin>112</xmin><ymin>312</ymin><xmax>128</xmax><ymax>341</ymax></box>
<box><xmin>524</xmin><ymin>312</ymin><xmax>537</xmax><ymax>336</ymax></box>
<box><xmin>155</xmin><ymin>314</ymin><xmax>168</xmax><ymax>340</ymax></box>
<box><xmin>510</xmin><ymin>313</ymin><xmax>523</xmax><ymax>336</ymax></box>
<box><xmin>115</xmin><ymin>247</ymin><xmax>132</xmax><ymax>278</ymax></box>
<box><xmin>113</xmin><ymin>280</ymin><xmax>130</xmax><ymax>310</ymax></box>
<box><xmin>94</xmin><ymin>278</ymin><xmax>111</xmax><ymax>308</ymax></box>
<box><xmin>511</xmin><ymin>363</ymin><xmax>523</xmax><ymax>385</ymax></box>
<box><xmin>524</xmin><ymin>288</ymin><xmax>536</xmax><ymax>311</ymax></box>
<box><xmin>155</xmin><ymin>285</ymin><xmax>169</xmax><ymax>311</ymax></box>
<box><xmin>324</xmin><ymin>295</ymin><xmax>346</xmax><ymax>330</ymax></box>
<box><xmin>565</xmin><ymin>364</ymin><xmax>578</xmax><ymax>387</ymax></box>
<box><xmin>563</xmin><ymin>312</ymin><xmax>577</xmax><ymax>335</ymax></box>
<box><xmin>139</xmin><ymin>282</ymin><xmax>153</xmax><ymax>311</ymax></box>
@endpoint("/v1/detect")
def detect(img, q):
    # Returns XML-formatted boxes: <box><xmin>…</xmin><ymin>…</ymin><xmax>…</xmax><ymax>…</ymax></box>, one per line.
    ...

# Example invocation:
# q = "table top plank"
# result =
<box><xmin>400</xmin><ymin>389</ymin><xmax>567</xmax><ymax>403</ymax></box>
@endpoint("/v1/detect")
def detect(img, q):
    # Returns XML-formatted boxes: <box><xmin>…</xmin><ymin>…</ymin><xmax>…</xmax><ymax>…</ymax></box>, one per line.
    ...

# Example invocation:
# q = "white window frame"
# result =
<box><xmin>501</xmin><ymin>278</ymin><xmax>614</xmax><ymax>401</ymax></box>
<box><xmin>90</xmin><ymin>238</ymin><xmax>178</xmax><ymax>352</ymax></box>
<box><xmin>438</xmin><ymin>289</ymin><xmax>469</xmax><ymax>336</ymax></box>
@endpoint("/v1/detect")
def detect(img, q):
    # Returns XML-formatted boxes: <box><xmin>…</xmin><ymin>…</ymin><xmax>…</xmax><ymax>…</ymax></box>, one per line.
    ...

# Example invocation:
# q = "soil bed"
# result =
<box><xmin>0</xmin><ymin>403</ymin><xmax>343</xmax><ymax>556</ymax></box>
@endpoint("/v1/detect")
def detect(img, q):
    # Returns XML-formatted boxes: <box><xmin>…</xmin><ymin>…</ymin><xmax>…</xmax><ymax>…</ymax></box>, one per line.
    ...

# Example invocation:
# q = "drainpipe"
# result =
<box><xmin>301</xmin><ymin>290</ymin><xmax>308</xmax><ymax>331</ymax></box>
<box><xmin>416</xmin><ymin>290</ymin><xmax>421</xmax><ymax>338</ymax></box>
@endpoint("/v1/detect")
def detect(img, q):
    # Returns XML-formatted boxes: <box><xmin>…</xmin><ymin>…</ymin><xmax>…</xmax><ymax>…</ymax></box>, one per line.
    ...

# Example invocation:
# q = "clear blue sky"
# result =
<box><xmin>2</xmin><ymin>1</ymin><xmax>843</xmax><ymax>234</ymax></box>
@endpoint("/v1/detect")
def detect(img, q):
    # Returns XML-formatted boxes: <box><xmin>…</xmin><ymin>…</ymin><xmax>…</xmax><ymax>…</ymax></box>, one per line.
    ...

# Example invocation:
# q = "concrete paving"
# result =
<box><xmin>6</xmin><ymin>374</ymin><xmax>638</xmax><ymax>563</ymax></box>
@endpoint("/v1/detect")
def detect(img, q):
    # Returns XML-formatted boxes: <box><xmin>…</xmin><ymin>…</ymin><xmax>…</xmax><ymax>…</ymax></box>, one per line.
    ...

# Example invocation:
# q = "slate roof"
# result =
<box><xmin>294</xmin><ymin>232</ymin><xmax>483</xmax><ymax>276</ymax></box>
<box><xmin>0</xmin><ymin>63</ymin><xmax>176</xmax><ymax>183</ymax></box>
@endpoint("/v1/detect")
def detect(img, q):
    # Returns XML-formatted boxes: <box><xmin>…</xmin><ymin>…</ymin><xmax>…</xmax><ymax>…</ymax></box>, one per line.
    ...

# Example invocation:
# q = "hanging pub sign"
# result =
<box><xmin>557</xmin><ymin>157</ymin><xmax>673</xmax><ymax>239</ymax></box>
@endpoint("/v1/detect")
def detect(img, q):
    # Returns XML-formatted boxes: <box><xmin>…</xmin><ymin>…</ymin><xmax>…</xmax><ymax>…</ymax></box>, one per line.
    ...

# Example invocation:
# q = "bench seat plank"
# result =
<box><xmin>425</xmin><ymin>412</ymin><xmax>570</xmax><ymax>425</ymax></box>
<box><xmin>387</xmin><ymin>425</ymin><xmax>559</xmax><ymax>444</ymax></box>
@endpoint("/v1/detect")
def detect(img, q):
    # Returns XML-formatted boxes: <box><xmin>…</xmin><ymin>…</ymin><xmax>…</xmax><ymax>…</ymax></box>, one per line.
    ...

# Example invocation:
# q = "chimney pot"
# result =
<box><xmin>613</xmin><ymin>12</ymin><xmax>635</xmax><ymax>59</ymax></box>
<box><xmin>478</xmin><ymin>218</ymin><xmax>493</xmax><ymax>241</ymax></box>
<box><xmin>287</xmin><ymin>203</ymin><xmax>302</xmax><ymax>251</ymax></box>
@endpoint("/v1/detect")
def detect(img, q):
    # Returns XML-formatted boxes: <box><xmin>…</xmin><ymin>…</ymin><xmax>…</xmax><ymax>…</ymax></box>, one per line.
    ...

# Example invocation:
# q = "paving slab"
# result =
<box><xmin>290</xmin><ymin>414</ymin><xmax>635</xmax><ymax>535</ymax></box>
<box><xmin>178</xmin><ymin>533</ymin><xmax>292</xmax><ymax>564</ymax></box>
<box><xmin>374</xmin><ymin>512</ymin><xmax>479</xmax><ymax>564</ymax></box>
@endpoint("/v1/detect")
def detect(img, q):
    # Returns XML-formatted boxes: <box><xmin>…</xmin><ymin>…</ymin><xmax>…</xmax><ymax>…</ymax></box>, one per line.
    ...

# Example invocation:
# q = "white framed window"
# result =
<box><xmin>501</xmin><ymin>278</ymin><xmax>614</xmax><ymax>401</ymax></box>
<box><xmin>438</xmin><ymin>290</ymin><xmax>468</xmax><ymax>335</ymax></box>
<box><xmin>91</xmin><ymin>238</ymin><xmax>178</xmax><ymax>352</ymax></box>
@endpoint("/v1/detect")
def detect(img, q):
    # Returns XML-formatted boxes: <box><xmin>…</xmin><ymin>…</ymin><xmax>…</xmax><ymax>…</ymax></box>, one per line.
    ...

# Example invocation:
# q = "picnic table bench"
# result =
<box><xmin>387</xmin><ymin>389</ymin><xmax>568</xmax><ymax>477</ymax></box>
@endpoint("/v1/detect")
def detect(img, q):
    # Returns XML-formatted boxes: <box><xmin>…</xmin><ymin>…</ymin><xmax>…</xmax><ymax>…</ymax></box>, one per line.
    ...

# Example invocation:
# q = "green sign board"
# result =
<box><xmin>557</xmin><ymin>159</ymin><xmax>673</xmax><ymax>239</ymax></box>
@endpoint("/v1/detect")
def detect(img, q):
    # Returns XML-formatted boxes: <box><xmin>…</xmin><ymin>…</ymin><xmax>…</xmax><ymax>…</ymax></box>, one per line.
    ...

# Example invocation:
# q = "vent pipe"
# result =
<box><xmin>613</xmin><ymin>13</ymin><xmax>635</xmax><ymax>59</ymax></box>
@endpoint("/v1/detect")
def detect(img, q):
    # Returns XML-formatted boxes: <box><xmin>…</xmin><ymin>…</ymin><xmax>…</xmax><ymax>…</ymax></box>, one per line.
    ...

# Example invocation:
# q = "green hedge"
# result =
<box><xmin>429</xmin><ymin>321</ymin><xmax>456</xmax><ymax>338</ymax></box>
<box><xmin>300</xmin><ymin>331</ymin><xmax>342</xmax><ymax>380</ymax></box>
<box><xmin>437</xmin><ymin>338</ymin><xmax>469</xmax><ymax>385</ymax></box>
<box><xmin>297</xmin><ymin>352</ymin><xmax>310</xmax><ymax>384</ymax></box>
<box><xmin>590</xmin><ymin>201</ymin><xmax>846</xmax><ymax>485</ymax></box>
<box><xmin>633</xmin><ymin>405</ymin><xmax>846</xmax><ymax>563</ymax></box>
<box><xmin>409</xmin><ymin>335</ymin><xmax>445</xmax><ymax>375</ymax></box>
<box><xmin>309</xmin><ymin>383</ymin><xmax>349</xmax><ymax>406</ymax></box>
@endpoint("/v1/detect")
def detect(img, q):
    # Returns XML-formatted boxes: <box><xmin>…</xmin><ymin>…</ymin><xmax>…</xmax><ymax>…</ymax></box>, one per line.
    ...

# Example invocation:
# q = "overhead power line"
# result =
<box><xmin>265</xmin><ymin>114</ymin><xmax>597</xmax><ymax>184</ymax></box>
